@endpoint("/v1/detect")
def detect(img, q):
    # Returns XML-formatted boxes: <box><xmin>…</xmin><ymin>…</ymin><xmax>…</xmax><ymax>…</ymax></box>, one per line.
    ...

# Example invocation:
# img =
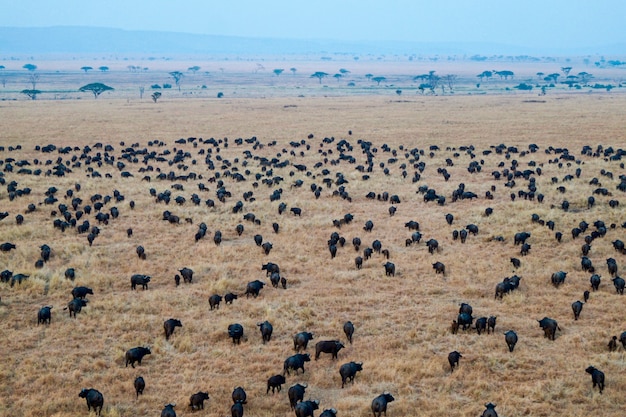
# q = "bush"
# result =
<box><xmin>217</xmin><ymin>92</ymin><xmax>224</xmax><ymax>98</ymax></box>
<box><xmin>151</xmin><ymin>84</ymin><xmax>161</xmax><ymax>89</ymax></box>
<box><xmin>163</xmin><ymin>84</ymin><xmax>172</xmax><ymax>89</ymax></box>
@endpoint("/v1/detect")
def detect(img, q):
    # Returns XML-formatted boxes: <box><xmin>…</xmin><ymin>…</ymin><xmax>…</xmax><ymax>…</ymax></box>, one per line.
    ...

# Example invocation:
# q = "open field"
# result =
<box><xmin>0</xmin><ymin>89</ymin><xmax>625</xmax><ymax>417</ymax></box>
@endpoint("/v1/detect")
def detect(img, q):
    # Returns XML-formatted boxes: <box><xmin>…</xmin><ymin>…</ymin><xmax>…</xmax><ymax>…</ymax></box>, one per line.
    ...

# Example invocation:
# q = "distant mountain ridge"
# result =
<box><xmin>0</xmin><ymin>26</ymin><xmax>623</xmax><ymax>56</ymax></box>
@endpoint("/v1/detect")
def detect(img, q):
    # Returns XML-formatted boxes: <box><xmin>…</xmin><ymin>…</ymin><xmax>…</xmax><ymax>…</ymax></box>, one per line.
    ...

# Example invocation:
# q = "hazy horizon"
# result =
<box><xmin>1</xmin><ymin>0</ymin><xmax>625</xmax><ymax>52</ymax></box>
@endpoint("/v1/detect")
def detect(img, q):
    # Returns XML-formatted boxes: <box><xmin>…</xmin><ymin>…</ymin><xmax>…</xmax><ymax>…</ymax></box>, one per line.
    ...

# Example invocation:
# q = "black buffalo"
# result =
<box><xmin>448</xmin><ymin>351</ymin><xmax>462</xmax><ymax>372</ymax></box>
<box><xmin>294</xmin><ymin>332</ymin><xmax>314</xmax><ymax>351</ymax></box>
<box><xmin>487</xmin><ymin>316</ymin><xmax>497</xmax><ymax>334</ymax></box>
<box><xmin>315</xmin><ymin>340</ymin><xmax>345</xmax><ymax>360</ymax></box>
<box><xmin>371</xmin><ymin>392</ymin><xmax>395</xmax><ymax>417</ymax></box>
<box><xmin>551</xmin><ymin>271</ymin><xmax>567</xmax><ymax>287</ymax></box>
<box><xmin>426</xmin><ymin>238</ymin><xmax>439</xmax><ymax>254</ymax></box>
<box><xmin>383</xmin><ymin>262</ymin><xmax>395</xmax><ymax>277</ymax></box>
<box><xmin>590</xmin><ymin>274</ymin><xmax>601</xmax><ymax>291</ymax></box>
<box><xmin>343</xmin><ymin>321</ymin><xmax>355</xmax><ymax>344</ymax></box>
<box><xmin>504</xmin><ymin>330</ymin><xmax>518</xmax><ymax>352</ymax></box>
<box><xmin>64</xmin><ymin>298</ymin><xmax>88</xmax><ymax>318</ymax></box>
<box><xmin>572</xmin><ymin>300</ymin><xmax>584</xmax><ymax>320</ymax></box>
<box><xmin>257</xmin><ymin>320</ymin><xmax>273</xmax><ymax>343</ymax></box>
<box><xmin>125</xmin><ymin>346</ymin><xmax>151</xmax><ymax>368</ymax></box>
<box><xmin>224</xmin><ymin>293</ymin><xmax>238</xmax><ymax>304</ymax></box>
<box><xmin>538</xmin><ymin>317</ymin><xmax>561</xmax><ymax>340</ymax></box>
<box><xmin>161</xmin><ymin>403</ymin><xmax>176</xmax><ymax>417</ymax></box>
<box><xmin>457</xmin><ymin>313</ymin><xmax>473</xmax><ymax>331</ymax></box>
<box><xmin>231</xmin><ymin>402</ymin><xmax>244</xmax><ymax>417</ymax></box>
<box><xmin>179</xmin><ymin>267</ymin><xmax>193</xmax><ymax>283</ymax></box>
<box><xmin>228</xmin><ymin>323</ymin><xmax>244</xmax><ymax>344</ymax></box>
<box><xmin>131</xmin><ymin>274</ymin><xmax>151</xmax><ymax>290</ymax></box>
<box><xmin>475</xmin><ymin>317</ymin><xmax>488</xmax><ymax>335</ymax></box>
<box><xmin>339</xmin><ymin>361</ymin><xmax>363</xmax><ymax>388</ymax></box>
<box><xmin>283</xmin><ymin>353</ymin><xmax>311</xmax><ymax>375</ymax></box>
<box><xmin>266</xmin><ymin>374</ymin><xmax>286</xmax><ymax>394</ymax></box>
<box><xmin>232</xmin><ymin>386</ymin><xmax>247</xmax><ymax>404</ymax></box>
<box><xmin>288</xmin><ymin>383</ymin><xmax>307</xmax><ymax>409</ymax></box>
<box><xmin>38</xmin><ymin>305</ymin><xmax>53</xmax><ymax>325</ymax></box>
<box><xmin>433</xmin><ymin>261</ymin><xmax>445</xmax><ymax>275</ymax></box>
<box><xmin>164</xmin><ymin>318</ymin><xmax>182</xmax><ymax>340</ymax></box>
<box><xmin>319</xmin><ymin>409</ymin><xmax>338</xmax><ymax>417</ymax></box>
<box><xmin>79</xmin><ymin>388</ymin><xmax>104</xmax><ymax>416</ymax></box>
<box><xmin>189</xmin><ymin>391</ymin><xmax>210</xmax><ymax>410</ymax></box>
<box><xmin>245</xmin><ymin>280</ymin><xmax>265</xmax><ymax>298</ymax></box>
<box><xmin>134</xmin><ymin>376</ymin><xmax>145</xmax><ymax>398</ymax></box>
<box><xmin>209</xmin><ymin>294</ymin><xmax>223</xmax><ymax>310</ymax></box>
<box><xmin>514</xmin><ymin>232</ymin><xmax>531</xmax><ymax>245</ymax></box>
<box><xmin>585</xmin><ymin>366</ymin><xmax>605</xmax><ymax>394</ymax></box>
<box><xmin>295</xmin><ymin>400</ymin><xmax>320</xmax><ymax>417</ymax></box>
<box><xmin>481</xmin><ymin>402</ymin><xmax>498</xmax><ymax>417</ymax></box>
<box><xmin>612</xmin><ymin>276</ymin><xmax>625</xmax><ymax>294</ymax></box>
<box><xmin>71</xmin><ymin>286</ymin><xmax>93</xmax><ymax>299</ymax></box>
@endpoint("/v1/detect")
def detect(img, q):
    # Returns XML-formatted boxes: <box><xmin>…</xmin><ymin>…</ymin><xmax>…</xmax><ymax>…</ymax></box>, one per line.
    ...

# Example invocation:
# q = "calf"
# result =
<box><xmin>79</xmin><ymin>388</ymin><xmax>104</xmax><ymax>416</ymax></box>
<box><xmin>339</xmin><ymin>361</ymin><xmax>363</xmax><ymax>388</ymax></box>
<box><xmin>433</xmin><ymin>261</ymin><xmax>445</xmax><ymax>276</ymax></box>
<box><xmin>487</xmin><ymin>316</ymin><xmax>497</xmax><ymax>334</ymax></box>
<box><xmin>189</xmin><ymin>391</ymin><xmax>210</xmax><ymax>410</ymax></box>
<box><xmin>585</xmin><ymin>366</ymin><xmax>605</xmax><ymax>394</ymax></box>
<box><xmin>164</xmin><ymin>319</ymin><xmax>182</xmax><ymax>340</ymax></box>
<box><xmin>315</xmin><ymin>340</ymin><xmax>345</xmax><ymax>360</ymax></box>
<box><xmin>266</xmin><ymin>374</ymin><xmax>286</xmax><ymax>394</ymax></box>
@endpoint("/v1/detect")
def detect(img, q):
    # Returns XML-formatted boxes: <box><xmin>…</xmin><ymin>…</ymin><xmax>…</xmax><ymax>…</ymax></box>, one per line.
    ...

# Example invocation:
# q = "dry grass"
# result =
<box><xmin>0</xmin><ymin>84</ymin><xmax>625</xmax><ymax>417</ymax></box>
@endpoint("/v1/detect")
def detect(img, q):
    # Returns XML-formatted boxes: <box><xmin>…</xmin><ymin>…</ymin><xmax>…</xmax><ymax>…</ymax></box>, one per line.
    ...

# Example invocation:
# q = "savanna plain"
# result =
<box><xmin>0</xmin><ymin>69</ymin><xmax>625</xmax><ymax>417</ymax></box>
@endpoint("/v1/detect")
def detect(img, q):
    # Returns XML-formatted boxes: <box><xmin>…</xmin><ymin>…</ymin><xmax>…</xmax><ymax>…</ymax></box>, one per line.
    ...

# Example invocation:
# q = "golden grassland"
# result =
<box><xmin>0</xmin><ymin>92</ymin><xmax>625</xmax><ymax>417</ymax></box>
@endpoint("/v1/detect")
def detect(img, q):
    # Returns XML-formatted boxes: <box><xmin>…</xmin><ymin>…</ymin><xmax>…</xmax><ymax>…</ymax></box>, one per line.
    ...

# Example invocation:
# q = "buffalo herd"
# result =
<box><xmin>1</xmin><ymin>128</ymin><xmax>625</xmax><ymax>417</ymax></box>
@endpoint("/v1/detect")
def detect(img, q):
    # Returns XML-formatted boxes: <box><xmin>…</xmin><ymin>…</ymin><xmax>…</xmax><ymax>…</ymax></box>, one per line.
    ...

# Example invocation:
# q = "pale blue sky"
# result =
<box><xmin>1</xmin><ymin>0</ymin><xmax>624</xmax><ymax>49</ymax></box>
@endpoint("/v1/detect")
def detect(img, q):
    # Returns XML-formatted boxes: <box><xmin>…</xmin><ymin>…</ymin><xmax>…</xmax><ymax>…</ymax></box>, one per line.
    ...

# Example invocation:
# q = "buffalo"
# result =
<box><xmin>620</xmin><ymin>332</ymin><xmax>626</xmax><ymax>349</ymax></box>
<box><xmin>125</xmin><ymin>346</ymin><xmax>151</xmax><ymax>368</ymax></box>
<box><xmin>371</xmin><ymin>392</ymin><xmax>395</xmax><ymax>417</ymax></box>
<box><xmin>64</xmin><ymin>298</ymin><xmax>88</xmax><ymax>318</ymax></box>
<box><xmin>134</xmin><ymin>376</ymin><xmax>145</xmax><ymax>398</ymax></box>
<box><xmin>231</xmin><ymin>402</ymin><xmax>244</xmax><ymax>417</ymax></box>
<box><xmin>608</xmin><ymin>336</ymin><xmax>618</xmax><ymax>351</ymax></box>
<box><xmin>448</xmin><ymin>351</ymin><xmax>462</xmax><ymax>372</ymax></box>
<box><xmin>294</xmin><ymin>331</ymin><xmax>314</xmax><ymax>351</ymax></box>
<box><xmin>585</xmin><ymin>366</ymin><xmax>605</xmax><ymax>394</ymax></box>
<box><xmin>179</xmin><ymin>267</ymin><xmax>193</xmax><ymax>283</ymax></box>
<box><xmin>343</xmin><ymin>321</ymin><xmax>355</xmax><ymax>344</ymax></box>
<box><xmin>164</xmin><ymin>318</ymin><xmax>182</xmax><ymax>340</ymax></box>
<box><xmin>315</xmin><ymin>340</ymin><xmax>345</xmax><ymax>360</ymax></box>
<box><xmin>319</xmin><ymin>409</ymin><xmax>338</xmax><ymax>417</ymax></box>
<box><xmin>266</xmin><ymin>374</ymin><xmax>286</xmax><ymax>393</ymax></box>
<box><xmin>189</xmin><ymin>391</ymin><xmax>210</xmax><ymax>410</ymax></box>
<box><xmin>504</xmin><ymin>330</ymin><xmax>518</xmax><ymax>352</ymax></box>
<box><xmin>457</xmin><ymin>313</ymin><xmax>473</xmax><ymax>331</ymax></box>
<box><xmin>261</xmin><ymin>241</ymin><xmax>273</xmax><ymax>255</ymax></box>
<box><xmin>613</xmin><ymin>276</ymin><xmax>625</xmax><ymax>294</ymax></box>
<box><xmin>426</xmin><ymin>238</ymin><xmax>439</xmax><ymax>254</ymax></box>
<box><xmin>131</xmin><ymin>274</ymin><xmax>151</xmax><ymax>290</ymax></box>
<box><xmin>475</xmin><ymin>317</ymin><xmax>488</xmax><ymax>335</ymax></box>
<box><xmin>245</xmin><ymin>280</ymin><xmax>265</xmax><ymax>298</ymax></box>
<box><xmin>288</xmin><ymin>383</ymin><xmax>307</xmax><ymax>409</ymax></box>
<box><xmin>209</xmin><ymin>294</ymin><xmax>223</xmax><ymax>310</ymax></box>
<box><xmin>224</xmin><ymin>293</ymin><xmax>238</xmax><ymax>304</ymax></box>
<box><xmin>283</xmin><ymin>353</ymin><xmax>311</xmax><ymax>375</ymax></box>
<box><xmin>551</xmin><ymin>271</ymin><xmax>567</xmax><ymax>287</ymax></box>
<box><xmin>571</xmin><ymin>300</ymin><xmax>584</xmax><ymax>320</ymax></box>
<box><xmin>383</xmin><ymin>262</ymin><xmax>395</xmax><ymax>277</ymax></box>
<box><xmin>481</xmin><ymin>402</ymin><xmax>498</xmax><ymax>417</ymax></box>
<box><xmin>136</xmin><ymin>245</ymin><xmax>146</xmax><ymax>259</ymax></box>
<box><xmin>79</xmin><ymin>388</ymin><xmax>104</xmax><ymax>416</ymax></box>
<box><xmin>607</xmin><ymin>258</ymin><xmax>618</xmax><ymax>276</ymax></box>
<box><xmin>0</xmin><ymin>242</ymin><xmax>16</xmax><ymax>252</ymax></box>
<box><xmin>355</xmin><ymin>256</ymin><xmax>363</xmax><ymax>269</ymax></box>
<box><xmin>228</xmin><ymin>323</ymin><xmax>244</xmax><ymax>344</ymax></box>
<box><xmin>38</xmin><ymin>305</ymin><xmax>52</xmax><ymax>325</ymax></box>
<box><xmin>295</xmin><ymin>400</ymin><xmax>320</xmax><ymax>417</ymax></box>
<box><xmin>514</xmin><ymin>232</ymin><xmax>531</xmax><ymax>245</ymax></box>
<box><xmin>433</xmin><ymin>261</ymin><xmax>445</xmax><ymax>275</ymax></box>
<box><xmin>590</xmin><ymin>274</ymin><xmax>601</xmax><ymax>291</ymax></box>
<box><xmin>161</xmin><ymin>403</ymin><xmax>176</xmax><ymax>417</ymax></box>
<box><xmin>232</xmin><ymin>386</ymin><xmax>247</xmax><ymax>404</ymax></box>
<box><xmin>487</xmin><ymin>316</ymin><xmax>497</xmax><ymax>334</ymax></box>
<box><xmin>538</xmin><ymin>317</ymin><xmax>561</xmax><ymax>340</ymax></box>
<box><xmin>257</xmin><ymin>320</ymin><xmax>273</xmax><ymax>343</ymax></box>
<box><xmin>71</xmin><ymin>286</ymin><xmax>93</xmax><ymax>299</ymax></box>
<box><xmin>339</xmin><ymin>361</ymin><xmax>363</xmax><ymax>388</ymax></box>
<box><xmin>65</xmin><ymin>268</ymin><xmax>76</xmax><ymax>280</ymax></box>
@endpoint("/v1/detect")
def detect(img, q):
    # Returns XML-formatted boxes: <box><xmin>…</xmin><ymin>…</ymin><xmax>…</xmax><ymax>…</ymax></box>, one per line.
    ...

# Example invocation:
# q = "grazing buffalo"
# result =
<box><xmin>295</xmin><ymin>400</ymin><xmax>320</xmax><ymax>417</ymax></box>
<box><xmin>383</xmin><ymin>262</ymin><xmax>395</xmax><ymax>277</ymax></box>
<box><xmin>232</xmin><ymin>386</ymin><xmax>247</xmax><ymax>404</ymax></box>
<box><xmin>209</xmin><ymin>294</ymin><xmax>223</xmax><ymax>310</ymax></box>
<box><xmin>288</xmin><ymin>383</ymin><xmax>307</xmax><ymax>409</ymax></box>
<box><xmin>294</xmin><ymin>332</ymin><xmax>315</xmax><ymax>351</ymax></box>
<box><xmin>339</xmin><ymin>361</ymin><xmax>363</xmax><ymax>388</ymax></box>
<box><xmin>79</xmin><ymin>388</ymin><xmax>104</xmax><ymax>416</ymax></box>
<box><xmin>538</xmin><ymin>317</ymin><xmax>561</xmax><ymax>340</ymax></box>
<box><xmin>261</xmin><ymin>242</ymin><xmax>273</xmax><ymax>255</ymax></box>
<box><xmin>245</xmin><ymin>280</ymin><xmax>265</xmax><ymax>298</ymax></box>
<box><xmin>164</xmin><ymin>319</ymin><xmax>182</xmax><ymax>340</ymax></box>
<box><xmin>475</xmin><ymin>317</ymin><xmax>488</xmax><ymax>335</ymax></box>
<box><xmin>514</xmin><ymin>232</ymin><xmax>531</xmax><ymax>245</ymax></box>
<box><xmin>315</xmin><ymin>340</ymin><xmax>345</xmax><ymax>360</ymax></box>
<box><xmin>466</xmin><ymin>224</ymin><xmax>479</xmax><ymax>235</ymax></box>
<box><xmin>257</xmin><ymin>320</ymin><xmax>273</xmax><ymax>343</ymax></box>
<box><xmin>433</xmin><ymin>262</ymin><xmax>445</xmax><ymax>275</ymax></box>
<box><xmin>448</xmin><ymin>351</ymin><xmax>462</xmax><ymax>372</ymax></box>
<box><xmin>40</xmin><ymin>244</ymin><xmax>51</xmax><ymax>262</ymax></box>
<box><xmin>283</xmin><ymin>353</ymin><xmax>311</xmax><ymax>375</ymax></box>
<box><xmin>228</xmin><ymin>323</ymin><xmax>244</xmax><ymax>344</ymax></box>
<box><xmin>343</xmin><ymin>321</ymin><xmax>355</xmax><ymax>344</ymax></box>
<box><xmin>481</xmin><ymin>402</ymin><xmax>498</xmax><ymax>417</ymax></box>
<box><xmin>613</xmin><ymin>276</ymin><xmax>625</xmax><ymax>294</ymax></box>
<box><xmin>64</xmin><ymin>298</ymin><xmax>88</xmax><ymax>318</ymax></box>
<box><xmin>131</xmin><ymin>274</ymin><xmax>151</xmax><ymax>290</ymax></box>
<box><xmin>254</xmin><ymin>234</ymin><xmax>263</xmax><ymax>246</ymax></box>
<box><xmin>445</xmin><ymin>213</ymin><xmax>454</xmax><ymax>225</ymax></box>
<box><xmin>224</xmin><ymin>293</ymin><xmax>238</xmax><ymax>304</ymax></box>
<box><xmin>161</xmin><ymin>403</ymin><xmax>176</xmax><ymax>417</ymax></box>
<box><xmin>487</xmin><ymin>316</ymin><xmax>497</xmax><ymax>334</ymax></box>
<box><xmin>134</xmin><ymin>376</ymin><xmax>145</xmax><ymax>398</ymax></box>
<box><xmin>504</xmin><ymin>330</ymin><xmax>518</xmax><ymax>352</ymax></box>
<box><xmin>38</xmin><ymin>305</ymin><xmax>53</xmax><ymax>325</ymax></box>
<box><xmin>266</xmin><ymin>374</ymin><xmax>286</xmax><ymax>394</ymax></box>
<box><xmin>405</xmin><ymin>220</ymin><xmax>420</xmax><ymax>230</ymax></box>
<box><xmin>371</xmin><ymin>392</ymin><xmax>395</xmax><ymax>417</ymax></box>
<box><xmin>179</xmin><ymin>267</ymin><xmax>193</xmax><ymax>283</ymax></box>
<box><xmin>125</xmin><ymin>346</ymin><xmax>151</xmax><ymax>368</ymax></box>
<box><xmin>0</xmin><ymin>242</ymin><xmax>16</xmax><ymax>252</ymax></box>
<box><xmin>572</xmin><ymin>301</ymin><xmax>584</xmax><ymax>320</ymax></box>
<box><xmin>510</xmin><ymin>258</ymin><xmax>521</xmax><ymax>269</ymax></box>
<box><xmin>551</xmin><ymin>271</ymin><xmax>567</xmax><ymax>287</ymax></box>
<box><xmin>585</xmin><ymin>366</ymin><xmax>605</xmax><ymax>394</ymax></box>
<box><xmin>189</xmin><ymin>391</ymin><xmax>210</xmax><ymax>410</ymax></box>
<box><xmin>231</xmin><ymin>402</ymin><xmax>244</xmax><ymax>417</ymax></box>
<box><xmin>590</xmin><ymin>274</ymin><xmax>601</xmax><ymax>291</ymax></box>
<box><xmin>71</xmin><ymin>286</ymin><xmax>93</xmax><ymax>299</ymax></box>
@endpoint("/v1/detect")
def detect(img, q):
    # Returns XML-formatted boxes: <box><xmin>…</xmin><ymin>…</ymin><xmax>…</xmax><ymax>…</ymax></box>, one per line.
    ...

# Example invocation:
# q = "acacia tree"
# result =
<box><xmin>80</xmin><ymin>66</ymin><xmax>93</xmax><ymax>73</ymax></box>
<box><xmin>99</xmin><ymin>66</ymin><xmax>109</xmax><ymax>72</ymax></box>
<box><xmin>311</xmin><ymin>71</ymin><xmax>328</xmax><ymax>84</ymax></box>
<box><xmin>151</xmin><ymin>91</ymin><xmax>161</xmax><ymax>103</ymax></box>
<box><xmin>290</xmin><ymin>67</ymin><xmax>297</xmax><ymax>75</ymax></box>
<box><xmin>188</xmin><ymin>66</ymin><xmax>201</xmax><ymax>74</ymax></box>
<box><xmin>372</xmin><ymin>76</ymin><xmax>386</xmax><ymax>85</ymax></box>
<box><xmin>21</xmin><ymin>89</ymin><xmax>41</xmax><ymax>100</ymax></box>
<box><xmin>273</xmin><ymin>69</ymin><xmax>284</xmax><ymax>76</ymax></box>
<box><xmin>23</xmin><ymin>64</ymin><xmax>37</xmax><ymax>71</ymax></box>
<box><xmin>79</xmin><ymin>83</ymin><xmax>114</xmax><ymax>99</ymax></box>
<box><xmin>169</xmin><ymin>71</ymin><xmax>183</xmax><ymax>91</ymax></box>
<box><xmin>561</xmin><ymin>66</ymin><xmax>572</xmax><ymax>76</ymax></box>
